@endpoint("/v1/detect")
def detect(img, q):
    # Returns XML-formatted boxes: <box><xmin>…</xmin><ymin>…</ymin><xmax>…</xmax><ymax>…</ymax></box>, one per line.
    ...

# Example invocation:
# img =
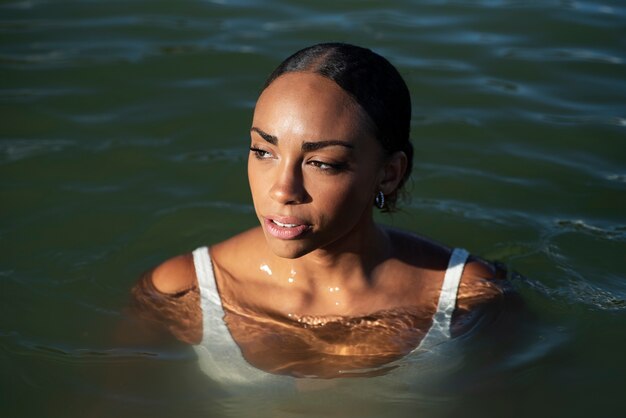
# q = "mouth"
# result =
<box><xmin>263</xmin><ymin>217</ymin><xmax>311</xmax><ymax>240</ymax></box>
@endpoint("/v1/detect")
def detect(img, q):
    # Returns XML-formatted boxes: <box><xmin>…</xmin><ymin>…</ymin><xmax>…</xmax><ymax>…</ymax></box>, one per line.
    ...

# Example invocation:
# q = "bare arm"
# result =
<box><xmin>452</xmin><ymin>257</ymin><xmax>523</xmax><ymax>337</ymax></box>
<box><xmin>128</xmin><ymin>254</ymin><xmax>202</xmax><ymax>345</ymax></box>
<box><xmin>88</xmin><ymin>256</ymin><xmax>202</xmax><ymax>416</ymax></box>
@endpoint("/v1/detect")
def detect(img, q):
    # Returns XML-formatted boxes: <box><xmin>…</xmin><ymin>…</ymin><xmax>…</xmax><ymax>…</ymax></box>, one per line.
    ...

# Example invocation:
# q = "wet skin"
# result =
<box><xmin>131</xmin><ymin>72</ymin><xmax>507</xmax><ymax>378</ymax></box>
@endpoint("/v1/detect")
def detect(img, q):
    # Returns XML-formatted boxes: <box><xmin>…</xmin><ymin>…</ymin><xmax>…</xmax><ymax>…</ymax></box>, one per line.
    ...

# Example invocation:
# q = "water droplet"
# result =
<box><xmin>260</xmin><ymin>264</ymin><xmax>272</xmax><ymax>276</ymax></box>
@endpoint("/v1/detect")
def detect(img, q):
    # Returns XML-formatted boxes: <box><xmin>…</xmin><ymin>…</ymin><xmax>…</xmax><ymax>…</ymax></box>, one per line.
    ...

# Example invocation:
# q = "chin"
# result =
<box><xmin>265</xmin><ymin>236</ymin><xmax>313</xmax><ymax>259</ymax></box>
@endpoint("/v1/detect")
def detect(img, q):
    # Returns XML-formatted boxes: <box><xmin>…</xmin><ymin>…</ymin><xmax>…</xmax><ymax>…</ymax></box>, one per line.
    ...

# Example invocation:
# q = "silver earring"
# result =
<box><xmin>375</xmin><ymin>191</ymin><xmax>385</xmax><ymax>209</ymax></box>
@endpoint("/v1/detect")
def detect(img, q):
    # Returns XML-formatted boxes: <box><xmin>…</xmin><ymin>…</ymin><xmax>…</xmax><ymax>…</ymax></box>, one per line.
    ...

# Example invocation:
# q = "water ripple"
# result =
<box><xmin>1</xmin><ymin>335</ymin><xmax>193</xmax><ymax>363</ymax></box>
<box><xmin>394</xmin><ymin>56</ymin><xmax>476</xmax><ymax>73</ymax></box>
<box><xmin>497</xmin><ymin>46</ymin><xmax>623</xmax><ymax>64</ymax></box>
<box><xmin>554</xmin><ymin>219</ymin><xmax>626</xmax><ymax>240</ymax></box>
<box><xmin>418</xmin><ymin>162</ymin><xmax>542</xmax><ymax>186</ymax></box>
<box><xmin>532</xmin><ymin>113</ymin><xmax>626</xmax><ymax>127</ymax></box>
<box><xmin>518</xmin><ymin>272</ymin><xmax>626</xmax><ymax>312</ymax></box>
<box><xmin>0</xmin><ymin>138</ymin><xmax>74</xmax><ymax>162</ymax></box>
<box><xmin>0</xmin><ymin>87</ymin><xmax>93</xmax><ymax>102</ymax></box>
<box><xmin>425</xmin><ymin>30</ymin><xmax>523</xmax><ymax>46</ymax></box>
<box><xmin>156</xmin><ymin>201</ymin><xmax>254</xmax><ymax>216</ymax></box>
<box><xmin>411</xmin><ymin>197</ymin><xmax>626</xmax><ymax>244</ymax></box>
<box><xmin>409</xmin><ymin>198</ymin><xmax>533</xmax><ymax>226</ymax></box>
<box><xmin>0</xmin><ymin>1</ymin><xmax>38</xmax><ymax>10</ymax></box>
<box><xmin>562</xmin><ymin>0</ymin><xmax>626</xmax><ymax>17</ymax></box>
<box><xmin>496</xmin><ymin>142</ymin><xmax>623</xmax><ymax>178</ymax></box>
<box><xmin>167</xmin><ymin>147</ymin><xmax>246</xmax><ymax>163</ymax></box>
<box><xmin>605</xmin><ymin>173</ymin><xmax>626</xmax><ymax>183</ymax></box>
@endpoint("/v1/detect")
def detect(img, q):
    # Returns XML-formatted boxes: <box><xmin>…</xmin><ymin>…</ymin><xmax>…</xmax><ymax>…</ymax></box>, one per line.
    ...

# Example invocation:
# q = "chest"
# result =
<box><xmin>217</xmin><ymin>264</ymin><xmax>445</xmax><ymax>320</ymax></box>
<box><xmin>221</xmin><ymin>307</ymin><xmax>435</xmax><ymax>378</ymax></box>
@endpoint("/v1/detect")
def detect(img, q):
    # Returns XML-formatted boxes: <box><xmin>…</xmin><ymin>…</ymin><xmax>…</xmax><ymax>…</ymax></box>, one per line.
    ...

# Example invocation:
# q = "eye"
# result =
<box><xmin>308</xmin><ymin>160</ymin><xmax>348</xmax><ymax>173</ymax></box>
<box><xmin>249</xmin><ymin>147</ymin><xmax>272</xmax><ymax>159</ymax></box>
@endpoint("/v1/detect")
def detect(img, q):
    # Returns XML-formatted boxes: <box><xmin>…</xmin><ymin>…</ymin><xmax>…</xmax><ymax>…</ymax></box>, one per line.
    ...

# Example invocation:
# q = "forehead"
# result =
<box><xmin>253</xmin><ymin>72</ymin><xmax>371</xmax><ymax>142</ymax></box>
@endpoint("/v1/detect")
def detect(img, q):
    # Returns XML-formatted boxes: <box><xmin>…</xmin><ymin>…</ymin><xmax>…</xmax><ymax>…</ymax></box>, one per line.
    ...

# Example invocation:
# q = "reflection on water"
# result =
<box><xmin>223</xmin><ymin>306</ymin><xmax>431</xmax><ymax>378</ymax></box>
<box><xmin>2</xmin><ymin>0</ymin><xmax>625</xmax><ymax>417</ymax></box>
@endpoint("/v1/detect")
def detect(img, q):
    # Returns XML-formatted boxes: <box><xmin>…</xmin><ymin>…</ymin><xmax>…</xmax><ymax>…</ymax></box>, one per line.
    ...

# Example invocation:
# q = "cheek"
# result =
<box><xmin>247</xmin><ymin>160</ymin><xmax>264</xmax><ymax>204</ymax></box>
<box><xmin>310</xmin><ymin>174</ymin><xmax>374</xmax><ymax>219</ymax></box>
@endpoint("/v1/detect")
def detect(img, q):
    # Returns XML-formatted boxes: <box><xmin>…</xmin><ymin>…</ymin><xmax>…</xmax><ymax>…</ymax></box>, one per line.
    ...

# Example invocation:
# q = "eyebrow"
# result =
<box><xmin>251</xmin><ymin>127</ymin><xmax>354</xmax><ymax>151</ymax></box>
<box><xmin>251</xmin><ymin>127</ymin><xmax>277</xmax><ymax>145</ymax></box>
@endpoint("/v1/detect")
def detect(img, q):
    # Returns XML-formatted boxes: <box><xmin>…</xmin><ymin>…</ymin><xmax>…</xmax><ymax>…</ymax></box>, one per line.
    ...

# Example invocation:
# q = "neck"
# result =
<box><xmin>284</xmin><ymin>219</ymin><xmax>391</xmax><ymax>291</ymax></box>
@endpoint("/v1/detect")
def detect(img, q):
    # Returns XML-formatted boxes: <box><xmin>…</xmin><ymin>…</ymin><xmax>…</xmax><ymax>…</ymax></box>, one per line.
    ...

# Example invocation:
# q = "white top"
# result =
<box><xmin>192</xmin><ymin>246</ymin><xmax>469</xmax><ymax>386</ymax></box>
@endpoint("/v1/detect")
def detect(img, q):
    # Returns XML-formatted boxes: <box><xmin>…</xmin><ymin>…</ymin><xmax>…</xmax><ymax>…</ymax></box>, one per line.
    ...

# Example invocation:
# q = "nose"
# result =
<box><xmin>269</xmin><ymin>159</ymin><xmax>307</xmax><ymax>205</ymax></box>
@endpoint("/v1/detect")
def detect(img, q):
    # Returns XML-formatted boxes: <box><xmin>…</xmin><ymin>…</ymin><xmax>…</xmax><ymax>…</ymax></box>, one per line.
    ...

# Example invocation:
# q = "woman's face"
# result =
<box><xmin>248</xmin><ymin>72</ymin><xmax>385</xmax><ymax>259</ymax></box>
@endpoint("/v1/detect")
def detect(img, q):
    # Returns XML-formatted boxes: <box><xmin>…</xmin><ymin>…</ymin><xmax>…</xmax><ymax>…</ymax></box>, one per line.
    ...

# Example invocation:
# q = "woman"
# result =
<box><xmin>132</xmin><ymin>43</ymin><xmax>508</xmax><ymax>382</ymax></box>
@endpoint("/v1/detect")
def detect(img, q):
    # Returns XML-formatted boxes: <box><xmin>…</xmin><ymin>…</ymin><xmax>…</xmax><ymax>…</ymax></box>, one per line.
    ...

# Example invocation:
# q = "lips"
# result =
<box><xmin>263</xmin><ymin>216</ymin><xmax>311</xmax><ymax>240</ymax></box>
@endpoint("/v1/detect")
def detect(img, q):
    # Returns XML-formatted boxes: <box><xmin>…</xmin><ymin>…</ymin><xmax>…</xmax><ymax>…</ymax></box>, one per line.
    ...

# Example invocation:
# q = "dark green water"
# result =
<box><xmin>1</xmin><ymin>0</ymin><xmax>625</xmax><ymax>417</ymax></box>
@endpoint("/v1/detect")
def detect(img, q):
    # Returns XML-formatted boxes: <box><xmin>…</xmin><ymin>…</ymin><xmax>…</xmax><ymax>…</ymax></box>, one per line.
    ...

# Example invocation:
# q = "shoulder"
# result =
<box><xmin>130</xmin><ymin>252</ymin><xmax>202</xmax><ymax>344</ymax></box>
<box><xmin>385</xmin><ymin>225</ymin><xmax>504</xmax><ymax>282</ymax></box>
<box><xmin>145</xmin><ymin>227</ymin><xmax>265</xmax><ymax>297</ymax></box>
<box><xmin>456</xmin><ymin>253</ymin><xmax>509</xmax><ymax>315</ymax></box>
<box><xmin>149</xmin><ymin>225</ymin><xmax>265</xmax><ymax>293</ymax></box>
<box><xmin>384</xmin><ymin>226</ymin><xmax>509</xmax><ymax>307</ymax></box>
<box><xmin>385</xmin><ymin>227</ymin><xmax>451</xmax><ymax>270</ymax></box>
<box><xmin>151</xmin><ymin>252</ymin><xmax>197</xmax><ymax>295</ymax></box>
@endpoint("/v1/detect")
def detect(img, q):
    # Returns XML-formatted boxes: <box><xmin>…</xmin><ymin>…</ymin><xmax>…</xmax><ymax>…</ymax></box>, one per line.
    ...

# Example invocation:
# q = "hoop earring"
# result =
<box><xmin>375</xmin><ymin>191</ymin><xmax>385</xmax><ymax>210</ymax></box>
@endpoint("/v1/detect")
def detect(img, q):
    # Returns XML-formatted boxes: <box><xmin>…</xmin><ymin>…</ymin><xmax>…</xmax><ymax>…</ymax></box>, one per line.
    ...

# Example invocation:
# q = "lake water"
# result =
<box><xmin>1</xmin><ymin>0</ymin><xmax>625</xmax><ymax>417</ymax></box>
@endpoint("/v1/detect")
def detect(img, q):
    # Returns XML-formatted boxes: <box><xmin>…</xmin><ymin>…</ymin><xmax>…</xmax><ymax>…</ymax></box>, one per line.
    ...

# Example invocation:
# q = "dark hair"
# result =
<box><xmin>263</xmin><ymin>43</ymin><xmax>413</xmax><ymax>212</ymax></box>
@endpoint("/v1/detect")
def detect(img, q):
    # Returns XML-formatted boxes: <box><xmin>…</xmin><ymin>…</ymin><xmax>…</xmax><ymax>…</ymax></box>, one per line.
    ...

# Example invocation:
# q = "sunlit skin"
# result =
<box><xmin>216</xmin><ymin>73</ymin><xmax>451</xmax><ymax>319</ymax></box>
<box><xmin>132</xmin><ymin>72</ymin><xmax>505</xmax><ymax>377</ymax></box>
<box><xmin>244</xmin><ymin>72</ymin><xmax>406</xmax><ymax>307</ymax></box>
<box><xmin>249</xmin><ymin>73</ymin><xmax>387</xmax><ymax>261</ymax></box>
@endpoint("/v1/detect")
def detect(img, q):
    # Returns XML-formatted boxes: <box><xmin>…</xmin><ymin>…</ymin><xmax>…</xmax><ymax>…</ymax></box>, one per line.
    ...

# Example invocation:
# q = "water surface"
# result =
<box><xmin>2</xmin><ymin>1</ymin><xmax>625</xmax><ymax>417</ymax></box>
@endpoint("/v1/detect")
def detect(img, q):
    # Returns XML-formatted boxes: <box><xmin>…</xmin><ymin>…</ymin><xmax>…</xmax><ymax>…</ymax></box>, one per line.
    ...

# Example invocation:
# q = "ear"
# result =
<box><xmin>378</xmin><ymin>151</ymin><xmax>408</xmax><ymax>195</ymax></box>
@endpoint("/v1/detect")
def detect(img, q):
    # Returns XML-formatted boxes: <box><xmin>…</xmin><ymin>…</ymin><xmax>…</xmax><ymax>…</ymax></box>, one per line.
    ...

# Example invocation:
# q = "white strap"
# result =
<box><xmin>191</xmin><ymin>246</ymin><xmax>275</xmax><ymax>384</ymax></box>
<box><xmin>416</xmin><ymin>248</ymin><xmax>469</xmax><ymax>349</ymax></box>
<box><xmin>192</xmin><ymin>246</ymin><xmax>222</xmax><ymax>308</ymax></box>
<box><xmin>192</xmin><ymin>245</ymin><xmax>469</xmax><ymax>377</ymax></box>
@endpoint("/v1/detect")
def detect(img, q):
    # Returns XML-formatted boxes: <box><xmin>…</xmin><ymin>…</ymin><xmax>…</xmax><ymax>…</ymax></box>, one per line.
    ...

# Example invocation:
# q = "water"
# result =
<box><xmin>1</xmin><ymin>0</ymin><xmax>625</xmax><ymax>416</ymax></box>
